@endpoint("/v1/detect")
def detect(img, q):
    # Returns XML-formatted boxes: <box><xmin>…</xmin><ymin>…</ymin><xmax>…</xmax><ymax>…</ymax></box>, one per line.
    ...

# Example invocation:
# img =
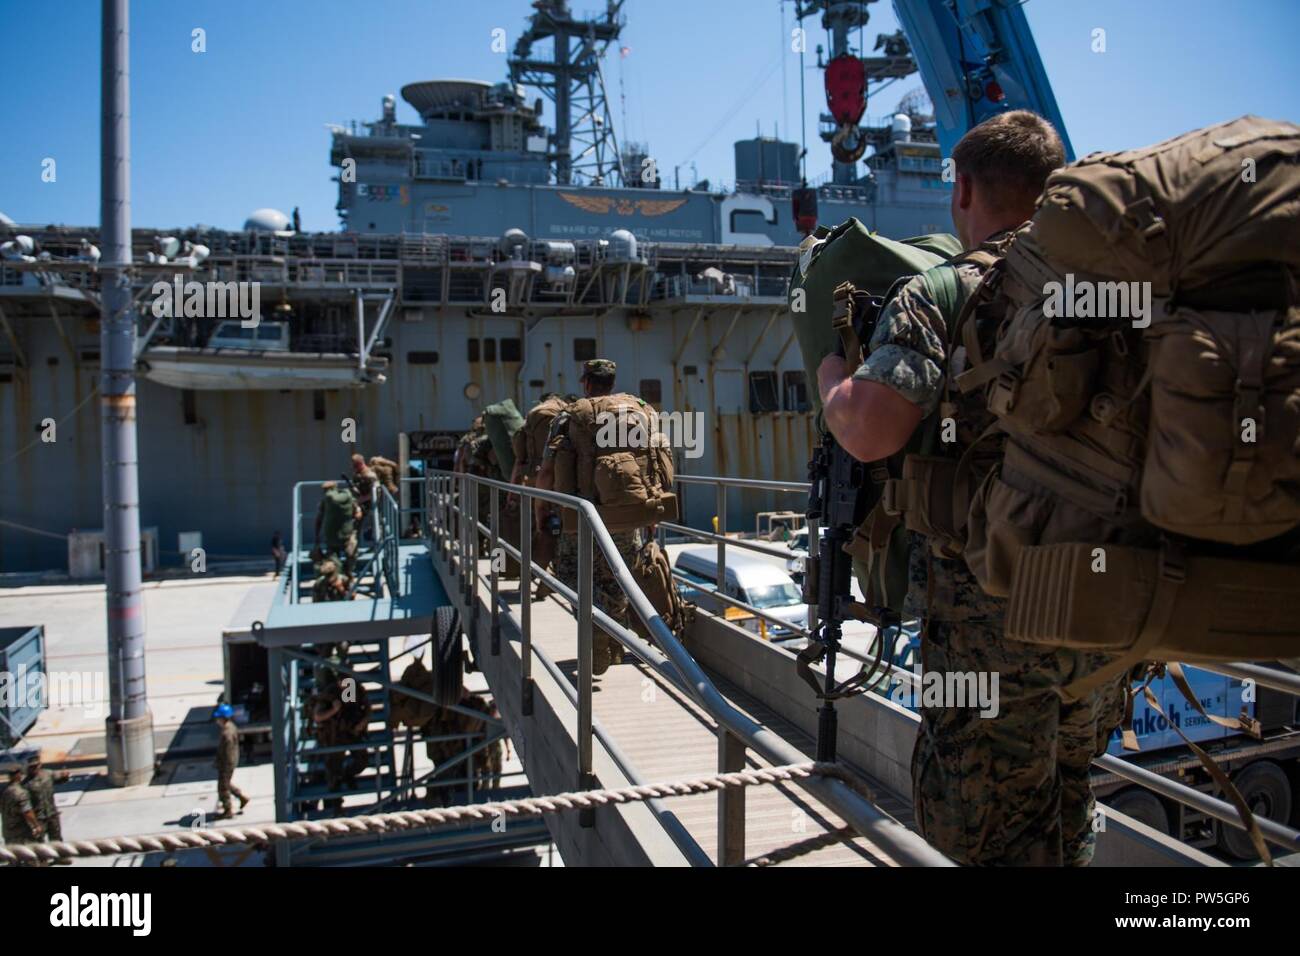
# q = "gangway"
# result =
<box><xmin>232</xmin><ymin>479</ymin><xmax>545</xmax><ymax>866</ymax></box>
<box><xmin>425</xmin><ymin>469</ymin><xmax>952</xmax><ymax>866</ymax></box>
<box><xmin>424</xmin><ymin>469</ymin><xmax>1300</xmax><ymax>867</ymax></box>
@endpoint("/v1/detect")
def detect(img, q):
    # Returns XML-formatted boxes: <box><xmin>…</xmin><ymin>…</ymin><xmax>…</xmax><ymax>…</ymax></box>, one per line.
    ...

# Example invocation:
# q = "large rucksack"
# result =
<box><xmin>950</xmin><ymin>116</ymin><xmax>1300</xmax><ymax>696</ymax></box>
<box><xmin>516</xmin><ymin>395</ymin><xmax>568</xmax><ymax>482</ymax></box>
<box><xmin>483</xmin><ymin>399</ymin><xmax>525</xmax><ymax>480</ymax></box>
<box><xmin>786</xmin><ymin>221</ymin><xmax>967</xmax><ymax>619</ymax></box>
<box><xmin>629</xmin><ymin>538</ymin><xmax>695</xmax><ymax>641</ymax></box>
<box><xmin>553</xmin><ymin>393</ymin><xmax>678</xmax><ymax>532</ymax></box>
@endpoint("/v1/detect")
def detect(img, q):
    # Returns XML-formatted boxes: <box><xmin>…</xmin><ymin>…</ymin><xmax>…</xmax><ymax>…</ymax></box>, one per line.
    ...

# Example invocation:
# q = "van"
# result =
<box><xmin>672</xmin><ymin>546</ymin><xmax>808</xmax><ymax>638</ymax></box>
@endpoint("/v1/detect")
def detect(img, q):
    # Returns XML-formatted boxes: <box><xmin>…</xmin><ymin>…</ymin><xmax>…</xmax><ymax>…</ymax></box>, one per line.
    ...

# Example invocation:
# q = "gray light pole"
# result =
<box><xmin>101</xmin><ymin>0</ymin><xmax>154</xmax><ymax>786</ymax></box>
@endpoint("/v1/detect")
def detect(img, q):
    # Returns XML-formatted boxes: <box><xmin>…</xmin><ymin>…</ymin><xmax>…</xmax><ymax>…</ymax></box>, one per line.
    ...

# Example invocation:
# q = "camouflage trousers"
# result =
<box><xmin>911</xmin><ymin>620</ymin><xmax>1125</xmax><ymax>866</ymax></box>
<box><xmin>217</xmin><ymin>768</ymin><xmax>247</xmax><ymax>813</ymax></box>
<box><xmin>553</xmin><ymin>529</ymin><xmax>640</xmax><ymax>674</ymax></box>
<box><xmin>39</xmin><ymin>814</ymin><xmax>61</xmax><ymax>843</ymax></box>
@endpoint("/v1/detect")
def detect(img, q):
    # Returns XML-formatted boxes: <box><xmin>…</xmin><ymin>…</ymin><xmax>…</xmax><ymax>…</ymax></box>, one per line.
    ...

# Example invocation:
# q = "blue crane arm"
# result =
<box><xmin>892</xmin><ymin>0</ymin><xmax>1073</xmax><ymax>160</ymax></box>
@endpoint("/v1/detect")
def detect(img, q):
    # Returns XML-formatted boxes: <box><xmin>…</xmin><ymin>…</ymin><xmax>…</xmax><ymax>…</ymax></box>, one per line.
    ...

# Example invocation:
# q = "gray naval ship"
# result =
<box><xmin>0</xmin><ymin>0</ymin><xmax>950</xmax><ymax>573</ymax></box>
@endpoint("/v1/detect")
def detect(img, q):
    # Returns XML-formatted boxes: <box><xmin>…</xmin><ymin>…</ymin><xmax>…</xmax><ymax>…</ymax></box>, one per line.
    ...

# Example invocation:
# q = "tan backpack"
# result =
<box><xmin>519</xmin><ymin>396</ymin><xmax>568</xmax><ymax>481</ymax></box>
<box><xmin>554</xmin><ymin>393</ymin><xmax>678</xmax><ymax>532</ymax></box>
<box><xmin>629</xmin><ymin>538</ymin><xmax>695</xmax><ymax>641</ymax></box>
<box><xmin>951</xmin><ymin>116</ymin><xmax>1300</xmax><ymax>695</ymax></box>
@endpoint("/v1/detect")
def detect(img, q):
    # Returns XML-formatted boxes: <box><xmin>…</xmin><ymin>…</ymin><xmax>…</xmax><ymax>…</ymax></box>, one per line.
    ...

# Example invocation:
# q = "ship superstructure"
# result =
<box><xmin>0</xmin><ymin>0</ymin><xmax>1075</xmax><ymax>573</ymax></box>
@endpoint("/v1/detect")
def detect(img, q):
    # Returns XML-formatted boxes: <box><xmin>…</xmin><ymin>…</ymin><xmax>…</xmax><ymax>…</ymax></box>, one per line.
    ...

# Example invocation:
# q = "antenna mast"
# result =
<box><xmin>510</xmin><ymin>0</ymin><xmax>627</xmax><ymax>186</ymax></box>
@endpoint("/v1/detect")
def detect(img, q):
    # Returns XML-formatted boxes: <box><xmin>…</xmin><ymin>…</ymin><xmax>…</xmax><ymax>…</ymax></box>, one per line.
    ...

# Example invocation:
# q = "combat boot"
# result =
<box><xmin>592</xmin><ymin>634</ymin><xmax>612</xmax><ymax>676</ymax></box>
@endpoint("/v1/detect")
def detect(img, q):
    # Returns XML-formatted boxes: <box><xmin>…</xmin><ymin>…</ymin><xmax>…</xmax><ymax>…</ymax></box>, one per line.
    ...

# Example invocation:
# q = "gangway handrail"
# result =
<box><xmin>666</xmin><ymin>472</ymin><xmax>1300</xmax><ymax>856</ymax></box>
<box><xmin>289</xmin><ymin>479</ymin><xmax>402</xmax><ymax>602</ymax></box>
<box><xmin>427</xmin><ymin>468</ymin><xmax>954</xmax><ymax>867</ymax></box>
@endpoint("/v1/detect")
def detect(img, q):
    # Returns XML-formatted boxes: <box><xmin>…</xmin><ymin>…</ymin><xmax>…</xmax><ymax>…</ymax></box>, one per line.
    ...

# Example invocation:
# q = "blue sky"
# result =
<box><xmin>1</xmin><ymin>0</ymin><xmax>1297</xmax><ymax>231</ymax></box>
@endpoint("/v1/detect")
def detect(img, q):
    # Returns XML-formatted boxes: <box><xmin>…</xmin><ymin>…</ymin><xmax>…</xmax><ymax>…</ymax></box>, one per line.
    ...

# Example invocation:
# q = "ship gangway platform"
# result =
<box><xmin>411</xmin><ymin>471</ymin><xmax>1262</xmax><ymax>867</ymax></box>
<box><xmin>237</xmin><ymin>472</ymin><xmax>1296</xmax><ymax>867</ymax></box>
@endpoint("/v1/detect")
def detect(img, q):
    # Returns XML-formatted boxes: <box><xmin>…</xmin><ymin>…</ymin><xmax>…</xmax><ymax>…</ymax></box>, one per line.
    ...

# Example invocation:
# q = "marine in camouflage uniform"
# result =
<box><xmin>311</xmin><ymin>557</ymin><xmax>351</xmax><ymax>602</ymax></box>
<box><xmin>311</xmin><ymin>677</ymin><xmax>371</xmax><ymax>809</ymax></box>
<box><xmin>2</xmin><ymin>770</ymin><xmax>41</xmax><ymax>860</ymax></box>
<box><xmin>25</xmin><ymin>753</ymin><xmax>68</xmax><ymax>847</ymax></box>
<box><xmin>315</xmin><ymin>481</ymin><xmax>360</xmax><ymax>577</ymax></box>
<box><xmin>367</xmin><ymin>455</ymin><xmax>400</xmax><ymax>498</ymax></box>
<box><xmin>213</xmin><ymin>715</ymin><xmax>250</xmax><ymax>819</ymax></box>
<box><xmin>854</xmin><ymin>237</ymin><xmax>1125</xmax><ymax>866</ymax></box>
<box><xmin>542</xmin><ymin>359</ymin><xmax>647</xmax><ymax>676</ymax></box>
<box><xmin>451</xmin><ymin>691</ymin><xmax>504</xmax><ymax>792</ymax></box>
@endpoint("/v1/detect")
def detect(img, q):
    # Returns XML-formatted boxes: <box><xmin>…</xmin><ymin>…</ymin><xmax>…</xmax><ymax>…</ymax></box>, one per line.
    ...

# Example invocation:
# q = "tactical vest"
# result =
<box><xmin>552</xmin><ymin>393</ymin><xmax>678</xmax><ymax>532</ymax></box>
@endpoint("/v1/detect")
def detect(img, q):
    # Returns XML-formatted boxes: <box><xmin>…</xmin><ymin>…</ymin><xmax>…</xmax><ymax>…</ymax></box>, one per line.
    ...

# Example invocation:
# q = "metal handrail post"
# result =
<box><xmin>520</xmin><ymin>488</ymin><xmax>535</xmax><ymax>717</ymax></box>
<box><xmin>439</xmin><ymin>476</ymin><xmax>449</xmax><ymax>559</ymax></box>
<box><xmin>291</xmin><ymin>482</ymin><xmax>301</xmax><ymax>603</ymax></box>
<box><xmin>718</xmin><ymin>730</ymin><xmax>746</xmax><ymax>866</ymax></box>
<box><xmin>489</xmin><ymin>485</ymin><xmax>501</xmax><ymax>656</ymax></box>
<box><xmin>468</xmin><ymin>477</ymin><xmax>480</xmax><ymax>634</ymax></box>
<box><xmin>578</xmin><ymin>513</ymin><xmax>595</xmax><ymax>828</ymax></box>
<box><xmin>461</xmin><ymin>474</ymin><xmax>472</xmax><ymax>603</ymax></box>
<box><xmin>715</xmin><ymin>482</ymin><xmax>727</xmax><ymax>595</ymax></box>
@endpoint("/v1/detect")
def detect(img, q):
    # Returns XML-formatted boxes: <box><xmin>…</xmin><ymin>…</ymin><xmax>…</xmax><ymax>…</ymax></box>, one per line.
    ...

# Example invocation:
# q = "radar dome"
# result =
<box><xmin>244</xmin><ymin>208</ymin><xmax>291</xmax><ymax>232</ymax></box>
<box><xmin>0</xmin><ymin>211</ymin><xmax>14</xmax><ymax>227</ymax></box>
<box><xmin>891</xmin><ymin>113</ymin><xmax>913</xmax><ymax>140</ymax></box>
<box><xmin>606</xmin><ymin>229</ymin><xmax>638</xmax><ymax>262</ymax></box>
<box><xmin>499</xmin><ymin>227</ymin><xmax>529</xmax><ymax>259</ymax></box>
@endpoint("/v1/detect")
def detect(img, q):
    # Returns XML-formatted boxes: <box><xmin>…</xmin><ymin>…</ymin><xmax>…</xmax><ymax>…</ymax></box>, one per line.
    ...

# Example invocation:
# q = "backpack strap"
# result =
<box><xmin>1135</xmin><ymin>676</ymin><xmax>1274</xmax><ymax>865</ymax></box>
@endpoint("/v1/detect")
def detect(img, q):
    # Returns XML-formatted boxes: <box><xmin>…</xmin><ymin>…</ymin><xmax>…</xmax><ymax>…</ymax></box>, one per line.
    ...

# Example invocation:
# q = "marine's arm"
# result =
<box><xmin>818</xmin><ymin>356</ymin><xmax>923</xmax><ymax>462</ymax></box>
<box><xmin>817</xmin><ymin>274</ymin><xmax>948</xmax><ymax>463</ymax></box>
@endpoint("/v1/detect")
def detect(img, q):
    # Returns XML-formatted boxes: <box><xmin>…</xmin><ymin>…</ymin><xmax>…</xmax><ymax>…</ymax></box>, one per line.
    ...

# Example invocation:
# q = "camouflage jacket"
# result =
<box><xmin>24</xmin><ymin>769</ymin><xmax>59</xmax><ymax>820</ymax></box>
<box><xmin>215</xmin><ymin>720</ymin><xmax>241</xmax><ymax>773</ymax></box>
<box><xmin>852</xmin><ymin>232</ymin><xmax>1012</xmax><ymax>624</ymax></box>
<box><xmin>1</xmin><ymin>780</ymin><xmax>36</xmax><ymax>841</ymax></box>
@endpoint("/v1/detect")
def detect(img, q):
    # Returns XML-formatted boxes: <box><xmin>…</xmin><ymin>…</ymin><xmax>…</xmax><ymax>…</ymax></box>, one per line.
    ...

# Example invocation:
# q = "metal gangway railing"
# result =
<box><xmin>665</xmin><ymin>473</ymin><xmax>1300</xmax><ymax>861</ymax></box>
<box><xmin>423</xmin><ymin>467</ymin><xmax>954</xmax><ymax>867</ymax></box>
<box><xmin>289</xmin><ymin>480</ymin><xmax>403</xmax><ymax>601</ymax></box>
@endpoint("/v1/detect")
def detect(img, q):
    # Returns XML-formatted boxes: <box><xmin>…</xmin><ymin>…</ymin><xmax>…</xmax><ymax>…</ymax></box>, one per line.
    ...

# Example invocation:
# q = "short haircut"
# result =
<box><xmin>952</xmin><ymin>110</ymin><xmax>1065</xmax><ymax>214</ymax></box>
<box><xmin>584</xmin><ymin>371</ymin><xmax>615</xmax><ymax>393</ymax></box>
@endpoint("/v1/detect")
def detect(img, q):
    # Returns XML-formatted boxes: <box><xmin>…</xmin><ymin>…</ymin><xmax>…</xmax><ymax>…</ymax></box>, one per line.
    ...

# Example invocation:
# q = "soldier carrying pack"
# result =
<box><xmin>898</xmin><ymin>116</ymin><xmax>1300</xmax><ymax>862</ymax></box>
<box><xmin>551</xmin><ymin>392</ymin><xmax>677</xmax><ymax>532</ymax></box>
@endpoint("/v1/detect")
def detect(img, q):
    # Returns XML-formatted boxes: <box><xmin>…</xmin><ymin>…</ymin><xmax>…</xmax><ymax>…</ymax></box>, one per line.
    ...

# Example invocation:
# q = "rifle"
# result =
<box><xmin>796</xmin><ymin>281</ymin><xmax>896</xmax><ymax>762</ymax></box>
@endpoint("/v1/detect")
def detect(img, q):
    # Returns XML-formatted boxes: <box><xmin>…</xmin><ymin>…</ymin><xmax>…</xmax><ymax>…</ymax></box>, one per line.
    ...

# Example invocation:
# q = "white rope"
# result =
<box><xmin>3</xmin><ymin>761</ymin><xmax>843</xmax><ymax>865</ymax></box>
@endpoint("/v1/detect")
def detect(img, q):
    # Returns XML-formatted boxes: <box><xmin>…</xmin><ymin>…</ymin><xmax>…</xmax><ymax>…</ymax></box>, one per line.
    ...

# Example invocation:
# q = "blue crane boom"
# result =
<box><xmin>894</xmin><ymin>0</ymin><xmax>1074</xmax><ymax>159</ymax></box>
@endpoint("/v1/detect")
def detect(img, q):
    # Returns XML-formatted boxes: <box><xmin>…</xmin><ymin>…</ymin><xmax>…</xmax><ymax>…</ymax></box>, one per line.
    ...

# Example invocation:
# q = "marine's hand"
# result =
<box><xmin>817</xmin><ymin>353</ymin><xmax>851</xmax><ymax>404</ymax></box>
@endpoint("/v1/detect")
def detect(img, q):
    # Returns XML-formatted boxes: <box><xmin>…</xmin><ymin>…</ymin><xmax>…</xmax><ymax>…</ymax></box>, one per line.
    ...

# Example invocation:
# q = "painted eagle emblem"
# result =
<box><xmin>558</xmin><ymin>193</ymin><xmax>688</xmax><ymax>218</ymax></box>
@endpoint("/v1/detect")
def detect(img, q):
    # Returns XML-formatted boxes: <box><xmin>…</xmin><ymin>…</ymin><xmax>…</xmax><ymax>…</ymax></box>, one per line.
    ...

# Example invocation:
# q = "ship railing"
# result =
<box><xmin>289</xmin><ymin>480</ymin><xmax>403</xmax><ymax>602</ymax></box>
<box><xmin>422</xmin><ymin>467</ymin><xmax>952</xmax><ymax>866</ymax></box>
<box><xmin>734</xmin><ymin>180</ymin><xmax>796</xmax><ymax>199</ymax></box>
<box><xmin>197</xmin><ymin>257</ymin><xmax>401</xmax><ymax>289</ymax></box>
<box><xmin>667</xmin><ymin>472</ymin><xmax>1300</xmax><ymax>860</ymax></box>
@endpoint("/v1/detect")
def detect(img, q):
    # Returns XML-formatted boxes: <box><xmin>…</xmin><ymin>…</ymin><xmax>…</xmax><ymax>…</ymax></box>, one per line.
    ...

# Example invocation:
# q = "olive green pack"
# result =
<box><xmin>482</xmin><ymin>398</ymin><xmax>525</xmax><ymax>479</ymax></box>
<box><xmin>786</xmin><ymin>219</ymin><xmax>963</xmax><ymax>618</ymax></box>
